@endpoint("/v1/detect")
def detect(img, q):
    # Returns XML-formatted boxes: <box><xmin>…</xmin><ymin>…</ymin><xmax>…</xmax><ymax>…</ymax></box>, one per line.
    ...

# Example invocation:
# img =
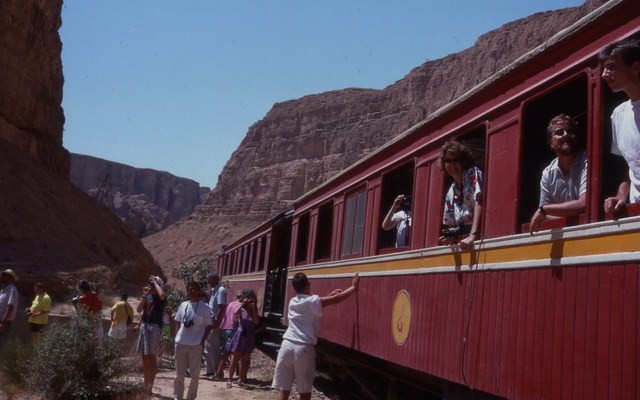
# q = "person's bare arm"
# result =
<box><xmin>460</xmin><ymin>193</ymin><xmax>483</xmax><ymax>250</ymax></box>
<box><xmin>604</xmin><ymin>179</ymin><xmax>630</xmax><ymax>213</ymax></box>
<box><xmin>382</xmin><ymin>195</ymin><xmax>404</xmax><ymax>230</ymax></box>
<box><xmin>320</xmin><ymin>273</ymin><xmax>359</xmax><ymax>307</ymax></box>
<box><xmin>530</xmin><ymin>193</ymin><xmax>586</xmax><ymax>234</ymax></box>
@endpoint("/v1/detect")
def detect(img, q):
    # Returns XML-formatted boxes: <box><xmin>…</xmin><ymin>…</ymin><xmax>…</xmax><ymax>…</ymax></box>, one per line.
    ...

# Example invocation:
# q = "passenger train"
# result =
<box><xmin>217</xmin><ymin>1</ymin><xmax>640</xmax><ymax>398</ymax></box>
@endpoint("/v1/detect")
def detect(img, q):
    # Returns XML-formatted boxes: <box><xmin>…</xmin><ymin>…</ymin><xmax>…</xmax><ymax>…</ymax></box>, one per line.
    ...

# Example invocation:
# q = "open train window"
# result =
<box><xmin>295</xmin><ymin>212</ymin><xmax>310</xmax><ymax>265</ymax></box>
<box><xmin>341</xmin><ymin>189</ymin><xmax>367</xmax><ymax>257</ymax></box>
<box><xmin>379</xmin><ymin>162</ymin><xmax>414</xmax><ymax>251</ymax></box>
<box><xmin>250</xmin><ymin>240</ymin><xmax>258</xmax><ymax>272</ymax></box>
<box><xmin>314</xmin><ymin>201</ymin><xmax>333</xmax><ymax>261</ymax></box>
<box><xmin>257</xmin><ymin>236</ymin><xmax>267</xmax><ymax>272</ymax></box>
<box><xmin>438</xmin><ymin>129</ymin><xmax>486</xmax><ymax>241</ymax></box>
<box><xmin>519</xmin><ymin>74</ymin><xmax>588</xmax><ymax>231</ymax></box>
<box><xmin>243</xmin><ymin>245</ymin><xmax>250</xmax><ymax>274</ymax></box>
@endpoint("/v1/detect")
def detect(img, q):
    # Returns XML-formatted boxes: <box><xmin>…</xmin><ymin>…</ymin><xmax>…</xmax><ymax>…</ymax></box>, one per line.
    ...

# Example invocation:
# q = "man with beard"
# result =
<box><xmin>529</xmin><ymin>114</ymin><xmax>587</xmax><ymax>234</ymax></box>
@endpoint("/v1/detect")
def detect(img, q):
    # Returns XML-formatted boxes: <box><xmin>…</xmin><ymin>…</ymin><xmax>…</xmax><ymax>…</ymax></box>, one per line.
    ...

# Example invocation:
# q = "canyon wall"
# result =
<box><xmin>70</xmin><ymin>154</ymin><xmax>210</xmax><ymax>237</ymax></box>
<box><xmin>0</xmin><ymin>0</ymin><xmax>69</xmax><ymax>177</ymax></box>
<box><xmin>0</xmin><ymin>0</ymin><xmax>163</xmax><ymax>299</ymax></box>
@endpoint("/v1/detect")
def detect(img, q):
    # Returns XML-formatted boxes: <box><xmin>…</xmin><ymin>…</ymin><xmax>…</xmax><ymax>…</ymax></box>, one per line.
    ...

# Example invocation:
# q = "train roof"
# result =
<box><xmin>293</xmin><ymin>0</ymin><xmax>627</xmax><ymax>208</ymax></box>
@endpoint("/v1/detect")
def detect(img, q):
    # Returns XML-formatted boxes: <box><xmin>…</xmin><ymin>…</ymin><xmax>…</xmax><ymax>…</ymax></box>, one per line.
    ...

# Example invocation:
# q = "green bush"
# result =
<box><xmin>0</xmin><ymin>337</ymin><xmax>32</xmax><ymax>386</ymax></box>
<box><xmin>26</xmin><ymin>310</ymin><xmax>143</xmax><ymax>400</ymax></box>
<box><xmin>169</xmin><ymin>256</ymin><xmax>217</xmax><ymax>309</ymax></box>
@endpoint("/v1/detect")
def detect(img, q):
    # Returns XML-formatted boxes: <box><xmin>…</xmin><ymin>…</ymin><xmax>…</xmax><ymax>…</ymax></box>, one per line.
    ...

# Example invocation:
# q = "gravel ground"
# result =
<box><xmin>0</xmin><ymin>348</ymin><xmax>338</xmax><ymax>400</ymax></box>
<box><xmin>149</xmin><ymin>347</ymin><xmax>337</xmax><ymax>400</ymax></box>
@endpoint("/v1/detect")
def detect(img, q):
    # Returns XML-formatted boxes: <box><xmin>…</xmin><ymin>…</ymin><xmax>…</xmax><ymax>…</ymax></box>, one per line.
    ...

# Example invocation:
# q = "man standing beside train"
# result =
<box><xmin>599</xmin><ymin>38</ymin><xmax>640</xmax><ymax>213</ymax></box>
<box><xmin>272</xmin><ymin>272</ymin><xmax>359</xmax><ymax>400</ymax></box>
<box><xmin>204</xmin><ymin>272</ymin><xmax>227</xmax><ymax>379</ymax></box>
<box><xmin>529</xmin><ymin>114</ymin><xmax>587</xmax><ymax>233</ymax></box>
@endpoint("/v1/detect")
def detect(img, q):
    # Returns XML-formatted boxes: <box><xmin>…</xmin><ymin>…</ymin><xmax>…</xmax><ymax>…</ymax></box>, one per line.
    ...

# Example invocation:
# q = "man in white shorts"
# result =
<box><xmin>272</xmin><ymin>272</ymin><xmax>359</xmax><ymax>400</ymax></box>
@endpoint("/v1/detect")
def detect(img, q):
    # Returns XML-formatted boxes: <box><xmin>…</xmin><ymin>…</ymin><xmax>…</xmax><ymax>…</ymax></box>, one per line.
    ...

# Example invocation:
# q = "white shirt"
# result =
<box><xmin>209</xmin><ymin>284</ymin><xmax>227</xmax><ymax>322</ymax></box>
<box><xmin>282</xmin><ymin>294</ymin><xmax>323</xmax><ymax>345</ymax></box>
<box><xmin>611</xmin><ymin>99</ymin><xmax>640</xmax><ymax>203</ymax></box>
<box><xmin>174</xmin><ymin>300</ymin><xmax>212</xmax><ymax>346</ymax></box>
<box><xmin>539</xmin><ymin>150</ymin><xmax>587</xmax><ymax>206</ymax></box>
<box><xmin>0</xmin><ymin>283</ymin><xmax>18</xmax><ymax>321</ymax></box>
<box><xmin>390</xmin><ymin>210</ymin><xmax>411</xmax><ymax>247</ymax></box>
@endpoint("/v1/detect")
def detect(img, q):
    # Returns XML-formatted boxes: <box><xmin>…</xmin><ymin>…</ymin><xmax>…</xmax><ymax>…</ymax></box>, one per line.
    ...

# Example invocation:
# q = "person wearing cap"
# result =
<box><xmin>26</xmin><ymin>282</ymin><xmax>51</xmax><ymax>342</ymax></box>
<box><xmin>136</xmin><ymin>275</ymin><xmax>167</xmax><ymax>395</ymax></box>
<box><xmin>0</xmin><ymin>269</ymin><xmax>19</xmax><ymax>340</ymax></box>
<box><xmin>204</xmin><ymin>272</ymin><xmax>227</xmax><ymax>379</ymax></box>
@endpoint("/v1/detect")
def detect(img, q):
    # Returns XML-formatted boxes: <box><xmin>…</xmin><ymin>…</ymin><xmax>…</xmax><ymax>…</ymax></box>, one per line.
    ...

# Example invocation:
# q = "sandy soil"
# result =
<box><xmin>148</xmin><ymin>350</ymin><xmax>278</xmax><ymax>400</ymax></box>
<box><xmin>147</xmin><ymin>348</ymin><xmax>332</xmax><ymax>400</ymax></box>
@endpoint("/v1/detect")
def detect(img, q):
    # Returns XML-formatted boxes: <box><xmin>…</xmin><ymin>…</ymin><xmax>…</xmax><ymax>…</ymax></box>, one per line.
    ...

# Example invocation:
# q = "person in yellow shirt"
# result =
<box><xmin>26</xmin><ymin>282</ymin><xmax>51</xmax><ymax>342</ymax></box>
<box><xmin>108</xmin><ymin>293</ymin><xmax>134</xmax><ymax>339</ymax></box>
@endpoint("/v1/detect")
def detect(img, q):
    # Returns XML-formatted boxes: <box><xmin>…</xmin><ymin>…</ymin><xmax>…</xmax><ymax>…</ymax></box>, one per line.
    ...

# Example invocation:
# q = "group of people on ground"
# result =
<box><xmin>0</xmin><ymin>269</ymin><xmax>52</xmax><ymax>344</ymax></box>
<box><xmin>383</xmin><ymin>38</ymin><xmax>640</xmax><ymax>249</ymax></box>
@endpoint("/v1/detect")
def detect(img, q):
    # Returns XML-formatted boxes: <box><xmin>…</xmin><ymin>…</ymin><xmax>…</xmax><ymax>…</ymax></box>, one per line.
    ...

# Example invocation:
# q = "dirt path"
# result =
<box><xmin>147</xmin><ymin>349</ymin><xmax>332</xmax><ymax>400</ymax></box>
<box><xmin>149</xmin><ymin>350</ymin><xmax>277</xmax><ymax>400</ymax></box>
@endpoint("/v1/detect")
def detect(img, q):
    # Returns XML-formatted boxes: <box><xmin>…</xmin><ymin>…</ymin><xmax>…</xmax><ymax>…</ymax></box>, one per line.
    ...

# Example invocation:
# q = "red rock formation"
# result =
<box><xmin>0</xmin><ymin>0</ymin><xmax>68</xmax><ymax>177</ymax></box>
<box><xmin>0</xmin><ymin>0</ymin><xmax>163</xmax><ymax>298</ymax></box>
<box><xmin>70</xmin><ymin>154</ymin><xmax>210</xmax><ymax>237</ymax></box>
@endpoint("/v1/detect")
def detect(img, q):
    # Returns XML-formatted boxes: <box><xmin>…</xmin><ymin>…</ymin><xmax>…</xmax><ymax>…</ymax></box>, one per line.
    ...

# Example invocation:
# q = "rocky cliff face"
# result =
<box><xmin>0</xmin><ymin>0</ymin><xmax>162</xmax><ymax>299</ymax></box>
<box><xmin>144</xmin><ymin>0</ymin><xmax>609</xmax><ymax>273</ymax></box>
<box><xmin>70</xmin><ymin>154</ymin><xmax>210</xmax><ymax>237</ymax></box>
<box><xmin>0</xmin><ymin>0</ymin><xmax>68</xmax><ymax>178</ymax></box>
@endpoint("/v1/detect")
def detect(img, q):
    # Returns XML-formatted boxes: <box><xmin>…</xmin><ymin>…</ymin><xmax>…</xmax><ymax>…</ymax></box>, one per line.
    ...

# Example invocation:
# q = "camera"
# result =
<box><xmin>71</xmin><ymin>296</ymin><xmax>80</xmax><ymax>306</ymax></box>
<box><xmin>183</xmin><ymin>319</ymin><xmax>194</xmax><ymax>328</ymax></box>
<box><xmin>401</xmin><ymin>195</ymin><xmax>412</xmax><ymax>208</ymax></box>
<box><xmin>441</xmin><ymin>225</ymin><xmax>470</xmax><ymax>238</ymax></box>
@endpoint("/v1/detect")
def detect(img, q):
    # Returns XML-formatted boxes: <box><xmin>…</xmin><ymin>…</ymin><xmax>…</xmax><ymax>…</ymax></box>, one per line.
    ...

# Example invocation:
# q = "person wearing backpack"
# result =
<box><xmin>108</xmin><ymin>293</ymin><xmax>134</xmax><ymax>339</ymax></box>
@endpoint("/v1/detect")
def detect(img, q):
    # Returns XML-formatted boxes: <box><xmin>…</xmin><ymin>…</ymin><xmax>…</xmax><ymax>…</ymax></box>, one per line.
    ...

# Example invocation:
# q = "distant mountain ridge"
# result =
<box><xmin>70</xmin><ymin>154</ymin><xmax>211</xmax><ymax>238</ymax></box>
<box><xmin>143</xmin><ymin>0</ymin><xmax>609</xmax><ymax>272</ymax></box>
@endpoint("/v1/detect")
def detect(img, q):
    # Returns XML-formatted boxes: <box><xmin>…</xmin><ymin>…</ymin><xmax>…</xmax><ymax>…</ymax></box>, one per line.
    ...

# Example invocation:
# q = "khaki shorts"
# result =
<box><xmin>271</xmin><ymin>339</ymin><xmax>316</xmax><ymax>393</ymax></box>
<box><xmin>136</xmin><ymin>322</ymin><xmax>162</xmax><ymax>355</ymax></box>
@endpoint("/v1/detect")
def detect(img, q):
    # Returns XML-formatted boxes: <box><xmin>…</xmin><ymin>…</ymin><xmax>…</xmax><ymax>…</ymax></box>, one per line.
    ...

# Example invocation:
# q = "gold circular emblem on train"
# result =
<box><xmin>392</xmin><ymin>290</ymin><xmax>411</xmax><ymax>346</ymax></box>
<box><xmin>257</xmin><ymin>287</ymin><xmax>264</xmax><ymax>310</ymax></box>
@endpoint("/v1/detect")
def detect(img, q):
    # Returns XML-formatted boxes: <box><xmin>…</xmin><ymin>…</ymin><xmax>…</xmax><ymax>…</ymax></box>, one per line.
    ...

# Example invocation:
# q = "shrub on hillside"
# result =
<box><xmin>26</xmin><ymin>309</ymin><xmax>143</xmax><ymax>400</ymax></box>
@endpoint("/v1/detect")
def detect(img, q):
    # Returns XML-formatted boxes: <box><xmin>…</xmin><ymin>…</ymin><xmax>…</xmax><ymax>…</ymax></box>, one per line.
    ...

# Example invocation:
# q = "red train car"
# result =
<box><xmin>219</xmin><ymin>1</ymin><xmax>640</xmax><ymax>398</ymax></box>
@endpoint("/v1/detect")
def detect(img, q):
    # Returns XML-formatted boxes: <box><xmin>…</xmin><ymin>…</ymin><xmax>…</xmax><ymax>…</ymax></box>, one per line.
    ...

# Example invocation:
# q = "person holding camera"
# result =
<box><xmin>173</xmin><ymin>280</ymin><xmax>213</xmax><ymax>400</ymax></box>
<box><xmin>438</xmin><ymin>140</ymin><xmax>483</xmax><ymax>250</ymax></box>
<box><xmin>381</xmin><ymin>194</ymin><xmax>412</xmax><ymax>247</ymax></box>
<box><xmin>136</xmin><ymin>275</ymin><xmax>167</xmax><ymax>395</ymax></box>
<box><xmin>226</xmin><ymin>288</ymin><xmax>259</xmax><ymax>389</ymax></box>
<box><xmin>26</xmin><ymin>282</ymin><xmax>51</xmax><ymax>342</ymax></box>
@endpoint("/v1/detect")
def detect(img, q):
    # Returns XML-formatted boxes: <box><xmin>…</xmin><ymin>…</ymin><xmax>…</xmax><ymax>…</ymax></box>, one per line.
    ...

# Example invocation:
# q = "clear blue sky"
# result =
<box><xmin>61</xmin><ymin>0</ymin><xmax>584</xmax><ymax>188</ymax></box>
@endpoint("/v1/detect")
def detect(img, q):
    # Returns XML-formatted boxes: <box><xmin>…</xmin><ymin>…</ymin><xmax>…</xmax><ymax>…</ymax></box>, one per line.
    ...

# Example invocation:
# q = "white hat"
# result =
<box><xmin>2</xmin><ymin>269</ymin><xmax>18</xmax><ymax>281</ymax></box>
<box><xmin>152</xmin><ymin>276</ymin><xmax>164</xmax><ymax>288</ymax></box>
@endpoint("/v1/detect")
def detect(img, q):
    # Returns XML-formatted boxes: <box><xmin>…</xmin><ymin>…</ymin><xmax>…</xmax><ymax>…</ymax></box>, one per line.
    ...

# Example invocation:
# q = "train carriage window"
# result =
<box><xmin>438</xmin><ymin>129</ymin><xmax>486</xmax><ymax>242</ymax></box>
<box><xmin>519</xmin><ymin>75</ymin><xmax>588</xmax><ymax>231</ymax></box>
<box><xmin>379</xmin><ymin>163</ymin><xmax>414</xmax><ymax>250</ymax></box>
<box><xmin>250</xmin><ymin>240</ymin><xmax>258</xmax><ymax>272</ymax></box>
<box><xmin>295</xmin><ymin>212</ymin><xmax>310</xmax><ymax>265</ymax></box>
<box><xmin>341</xmin><ymin>190</ymin><xmax>367</xmax><ymax>257</ymax></box>
<box><xmin>257</xmin><ymin>236</ymin><xmax>267</xmax><ymax>272</ymax></box>
<box><xmin>314</xmin><ymin>201</ymin><xmax>333</xmax><ymax>261</ymax></box>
